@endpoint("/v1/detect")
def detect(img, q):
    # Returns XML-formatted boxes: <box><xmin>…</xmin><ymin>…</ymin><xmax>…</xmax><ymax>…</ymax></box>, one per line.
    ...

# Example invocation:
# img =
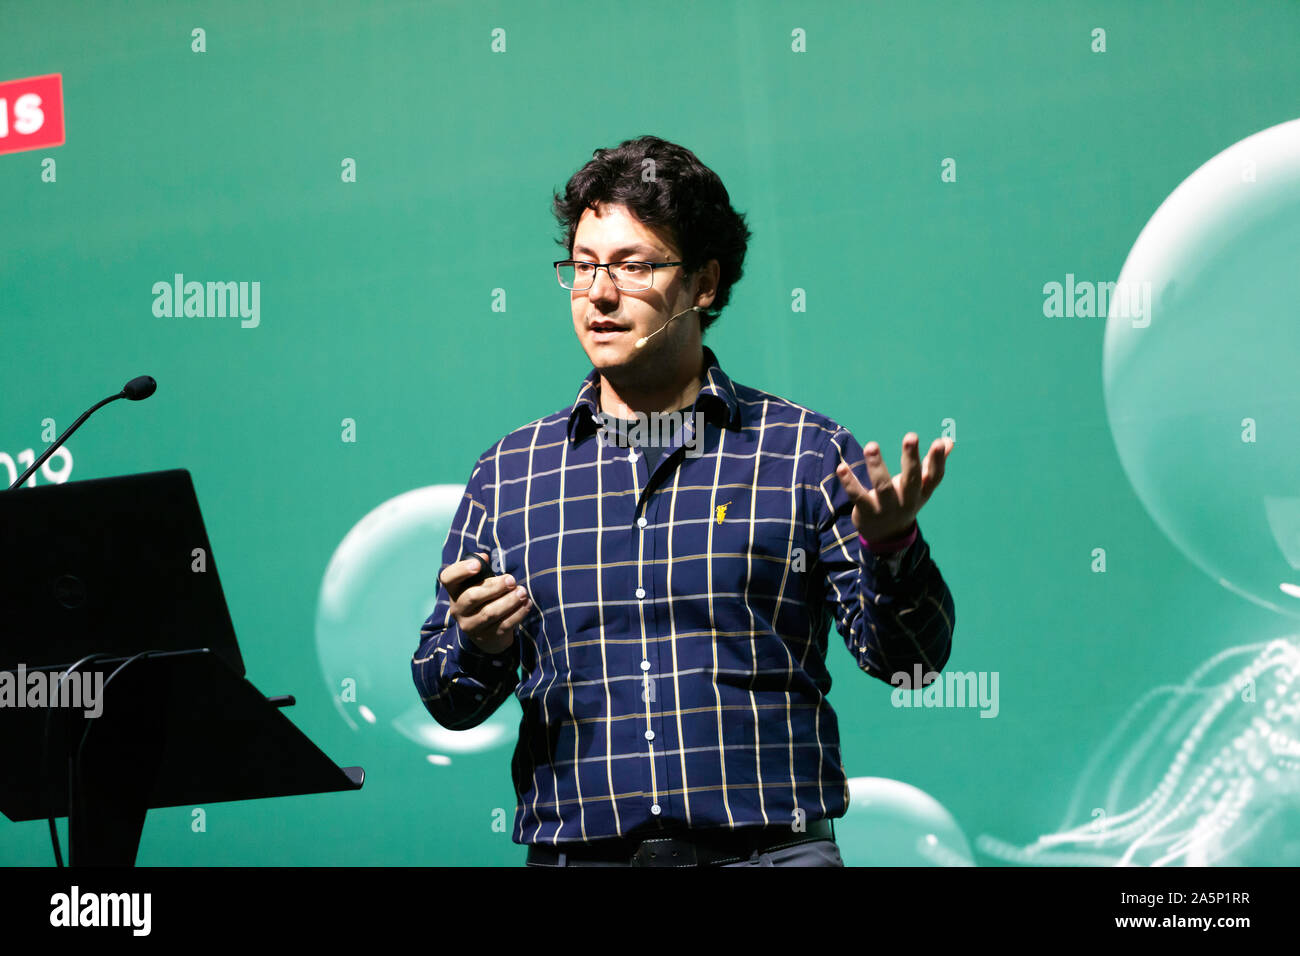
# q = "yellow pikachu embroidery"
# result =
<box><xmin>715</xmin><ymin>501</ymin><xmax>731</xmax><ymax>525</ymax></box>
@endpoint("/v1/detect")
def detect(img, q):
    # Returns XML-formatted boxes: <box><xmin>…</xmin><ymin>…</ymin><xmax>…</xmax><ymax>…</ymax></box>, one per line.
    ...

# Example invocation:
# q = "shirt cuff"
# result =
<box><xmin>456</xmin><ymin>627</ymin><xmax>519</xmax><ymax>673</ymax></box>
<box><xmin>859</xmin><ymin>520</ymin><xmax>917</xmax><ymax>555</ymax></box>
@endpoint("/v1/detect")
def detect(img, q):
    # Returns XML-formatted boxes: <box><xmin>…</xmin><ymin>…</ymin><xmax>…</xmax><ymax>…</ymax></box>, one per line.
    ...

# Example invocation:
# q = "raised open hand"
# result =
<box><xmin>835</xmin><ymin>432</ymin><xmax>953</xmax><ymax>543</ymax></box>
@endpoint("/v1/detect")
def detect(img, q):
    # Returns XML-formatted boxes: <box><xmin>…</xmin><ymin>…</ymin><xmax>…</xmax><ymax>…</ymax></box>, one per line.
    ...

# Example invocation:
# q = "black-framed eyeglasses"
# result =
<box><xmin>553</xmin><ymin>259</ymin><xmax>683</xmax><ymax>292</ymax></box>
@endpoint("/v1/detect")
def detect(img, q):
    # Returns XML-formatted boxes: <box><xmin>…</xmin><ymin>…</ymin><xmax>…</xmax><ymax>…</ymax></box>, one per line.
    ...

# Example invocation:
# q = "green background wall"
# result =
<box><xmin>3</xmin><ymin>0</ymin><xmax>1298</xmax><ymax>865</ymax></box>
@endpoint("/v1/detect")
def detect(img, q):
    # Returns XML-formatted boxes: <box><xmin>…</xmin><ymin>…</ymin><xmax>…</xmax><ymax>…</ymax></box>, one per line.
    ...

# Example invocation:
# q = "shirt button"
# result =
<box><xmin>626</xmin><ymin>450</ymin><xmax>638</xmax><ymax>462</ymax></box>
<box><xmin>644</xmin><ymin>730</ymin><xmax>654</xmax><ymax>741</ymax></box>
<box><xmin>650</xmin><ymin>804</ymin><xmax>661</xmax><ymax>815</ymax></box>
<box><xmin>635</xmin><ymin>587</ymin><xmax>646</xmax><ymax>599</ymax></box>
<box><xmin>640</xmin><ymin>660</ymin><xmax>651</xmax><ymax>671</ymax></box>
<box><xmin>637</xmin><ymin>517</ymin><xmax>647</xmax><ymax>528</ymax></box>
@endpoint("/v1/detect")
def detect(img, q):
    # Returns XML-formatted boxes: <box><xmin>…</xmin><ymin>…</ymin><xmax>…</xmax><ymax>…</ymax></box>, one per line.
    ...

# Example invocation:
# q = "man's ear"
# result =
<box><xmin>694</xmin><ymin>259</ymin><xmax>721</xmax><ymax>309</ymax></box>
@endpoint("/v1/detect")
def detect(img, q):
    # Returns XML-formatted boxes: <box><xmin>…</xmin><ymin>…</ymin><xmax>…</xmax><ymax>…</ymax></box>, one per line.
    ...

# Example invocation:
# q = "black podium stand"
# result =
<box><xmin>0</xmin><ymin>469</ymin><xmax>364</xmax><ymax>865</ymax></box>
<box><xmin>1</xmin><ymin>649</ymin><xmax>364</xmax><ymax>865</ymax></box>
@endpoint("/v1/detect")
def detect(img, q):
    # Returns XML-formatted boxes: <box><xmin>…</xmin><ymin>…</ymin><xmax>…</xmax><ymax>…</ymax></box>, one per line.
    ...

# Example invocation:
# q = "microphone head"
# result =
<box><xmin>634</xmin><ymin>305</ymin><xmax>701</xmax><ymax>349</ymax></box>
<box><xmin>123</xmin><ymin>375</ymin><xmax>157</xmax><ymax>401</ymax></box>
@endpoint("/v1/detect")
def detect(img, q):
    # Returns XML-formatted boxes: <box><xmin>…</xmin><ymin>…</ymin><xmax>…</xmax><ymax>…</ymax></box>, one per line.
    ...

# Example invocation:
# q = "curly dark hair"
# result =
<box><xmin>552</xmin><ymin>135</ymin><xmax>752</xmax><ymax>336</ymax></box>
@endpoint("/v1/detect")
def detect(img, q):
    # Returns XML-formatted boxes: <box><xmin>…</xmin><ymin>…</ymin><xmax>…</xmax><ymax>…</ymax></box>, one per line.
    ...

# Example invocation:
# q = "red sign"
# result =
<box><xmin>0</xmin><ymin>73</ymin><xmax>65</xmax><ymax>155</ymax></box>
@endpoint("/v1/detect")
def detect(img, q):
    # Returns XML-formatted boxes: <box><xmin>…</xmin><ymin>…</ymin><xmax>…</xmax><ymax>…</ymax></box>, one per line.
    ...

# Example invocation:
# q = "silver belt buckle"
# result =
<box><xmin>631</xmin><ymin>834</ymin><xmax>698</xmax><ymax>867</ymax></box>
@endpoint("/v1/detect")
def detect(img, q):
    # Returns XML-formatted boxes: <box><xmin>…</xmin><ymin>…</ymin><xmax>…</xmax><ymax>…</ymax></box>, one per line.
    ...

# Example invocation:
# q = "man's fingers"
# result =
<box><xmin>898</xmin><ymin>433</ymin><xmax>921</xmax><ymax>506</ymax></box>
<box><xmin>438</xmin><ymin>551</ymin><xmax>489</xmax><ymax>587</ymax></box>
<box><xmin>921</xmin><ymin>439</ymin><xmax>951</xmax><ymax>502</ymax></box>
<box><xmin>439</xmin><ymin>551</ymin><xmax>492</xmax><ymax>595</ymax></box>
<box><xmin>459</xmin><ymin>568</ymin><xmax>520</xmax><ymax>617</ymax></box>
<box><xmin>863</xmin><ymin>441</ymin><xmax>893</xmax><ymax>492</ymax></box>
<box><xmin>464</xmin><ymin>582</ymin><xmax>531</xmax><ymax>635</ymax></box>
<box><xmin>496</xmin><ymin>599</ymin><xmax>533</xmax><ymax>634</ymax></box>
<box><xmin>836</xmin><ymin>459</ymin><xmax>877</xmax><ymax>513</ymax></box>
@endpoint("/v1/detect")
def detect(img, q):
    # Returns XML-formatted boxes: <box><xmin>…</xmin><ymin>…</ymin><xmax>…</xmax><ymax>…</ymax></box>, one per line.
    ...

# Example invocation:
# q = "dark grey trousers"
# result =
<box><xmin>525</xmin><ymin>837</ymin><xmax>844</xmax><ymax>867</ymax></box>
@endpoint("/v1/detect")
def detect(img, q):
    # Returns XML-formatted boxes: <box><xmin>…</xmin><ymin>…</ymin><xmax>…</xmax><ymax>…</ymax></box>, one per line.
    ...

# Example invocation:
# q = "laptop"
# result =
<box><xmin>0</xmin><ymin>468</ymin><xmax>246</xmax><ymax>676</ymax></box>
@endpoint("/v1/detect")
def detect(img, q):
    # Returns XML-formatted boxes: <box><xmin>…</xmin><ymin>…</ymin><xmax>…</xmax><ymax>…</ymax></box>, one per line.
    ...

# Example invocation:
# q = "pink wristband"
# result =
<box><xmin>859</xmin><ymin>520</ymin><xmax>917</xmax><ymax>555</ymax></box>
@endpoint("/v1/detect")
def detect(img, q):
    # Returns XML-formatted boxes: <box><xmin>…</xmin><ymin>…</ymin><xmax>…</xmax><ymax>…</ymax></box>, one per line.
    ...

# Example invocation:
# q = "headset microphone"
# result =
<box><xmin>634</xmin><ymin>305</ymin><xmax>703</xmax><ymax>349</ymax></box>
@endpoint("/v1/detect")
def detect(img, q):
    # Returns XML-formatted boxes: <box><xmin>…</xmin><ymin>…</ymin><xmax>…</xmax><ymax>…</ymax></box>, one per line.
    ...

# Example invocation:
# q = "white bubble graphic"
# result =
<box><xmin>837</xmin><ymin>777</ymin><xmax>974</xmax><ymax>866</ymax></box>
<box><xmin>315</xmin><ymin>485</ymin><xmax>519</xmax><ymax>760</ymax></box>
<box><xmin>1103</xmin><ymin>117</ymin><xmax>1300</xmax><ymax>616</ymax></box>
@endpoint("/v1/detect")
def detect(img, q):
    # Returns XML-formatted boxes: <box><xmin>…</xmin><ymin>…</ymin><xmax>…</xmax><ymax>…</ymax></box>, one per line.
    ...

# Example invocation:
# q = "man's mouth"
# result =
<box><xmin>589</xmin><ymin>322</ymin><xmax>627</xmax><ymax>335</ymax></box>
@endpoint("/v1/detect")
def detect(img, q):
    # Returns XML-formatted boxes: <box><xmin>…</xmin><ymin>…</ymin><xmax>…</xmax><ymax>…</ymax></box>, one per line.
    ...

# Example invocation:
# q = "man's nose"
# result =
<box><xmin>588</xmin><ymin>266</ymin><xmax>620</xmax><ymax>301</ymax></box>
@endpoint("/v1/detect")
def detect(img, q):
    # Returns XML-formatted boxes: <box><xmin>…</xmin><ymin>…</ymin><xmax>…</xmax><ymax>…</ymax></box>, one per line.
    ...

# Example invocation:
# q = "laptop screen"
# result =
<box><xmin>0</xmin><ymin>468</ymin><xmax>246</xmax><ymax>677</ymax></box>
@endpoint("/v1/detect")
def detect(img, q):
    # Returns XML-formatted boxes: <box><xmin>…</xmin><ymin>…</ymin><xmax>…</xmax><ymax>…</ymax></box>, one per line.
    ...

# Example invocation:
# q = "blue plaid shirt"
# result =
<box><xmin>412</xmin><ymin>346</ymin><xmax>955</xmax><ymax>845</ymax></box>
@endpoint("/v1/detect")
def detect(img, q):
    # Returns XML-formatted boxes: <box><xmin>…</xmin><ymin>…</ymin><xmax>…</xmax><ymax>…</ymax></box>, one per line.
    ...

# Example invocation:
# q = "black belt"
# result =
<box><xmin>526</xmin><ymin>818</ymin><xmax>834</xmax><ymax>867</ymax></box>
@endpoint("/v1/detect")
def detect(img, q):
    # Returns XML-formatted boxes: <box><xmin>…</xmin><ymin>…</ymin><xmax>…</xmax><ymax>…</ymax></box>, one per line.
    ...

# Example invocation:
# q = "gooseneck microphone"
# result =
<box><xmin>7</xmin><ymin>375</ymin><xmax>157</xmax><ymax>491</ymax></box>
<box><xmin>635</xmin><ymin>305</ymin><xmax>703</xmax><ymax>349</ymax></box>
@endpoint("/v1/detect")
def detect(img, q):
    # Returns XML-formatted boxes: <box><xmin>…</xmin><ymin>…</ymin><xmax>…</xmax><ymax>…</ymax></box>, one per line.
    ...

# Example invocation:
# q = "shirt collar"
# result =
<box><xmin>567</xmin><ymin>345</ymin><xmax>740</xmax><ymax>443</ymax></box>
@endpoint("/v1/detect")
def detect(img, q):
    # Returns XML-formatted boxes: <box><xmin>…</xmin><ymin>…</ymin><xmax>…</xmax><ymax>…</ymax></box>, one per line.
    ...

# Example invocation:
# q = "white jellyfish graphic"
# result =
<box><xmin>978</xmin><ymin>638</ymin><xmax>1300</xmax><ymax>866</ymax></box>
<box><xmin>980</xmin><ymin>118</ymin><xmax>1300</xmax><ymax>866</ymax></box>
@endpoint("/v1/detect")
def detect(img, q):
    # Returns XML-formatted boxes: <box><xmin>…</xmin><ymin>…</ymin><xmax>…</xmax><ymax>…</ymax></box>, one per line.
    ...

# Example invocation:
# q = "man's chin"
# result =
<box><xmin>582</xmin><ymin>339</ymin><xmax>638</xmax><ymax>368</ymax></box>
